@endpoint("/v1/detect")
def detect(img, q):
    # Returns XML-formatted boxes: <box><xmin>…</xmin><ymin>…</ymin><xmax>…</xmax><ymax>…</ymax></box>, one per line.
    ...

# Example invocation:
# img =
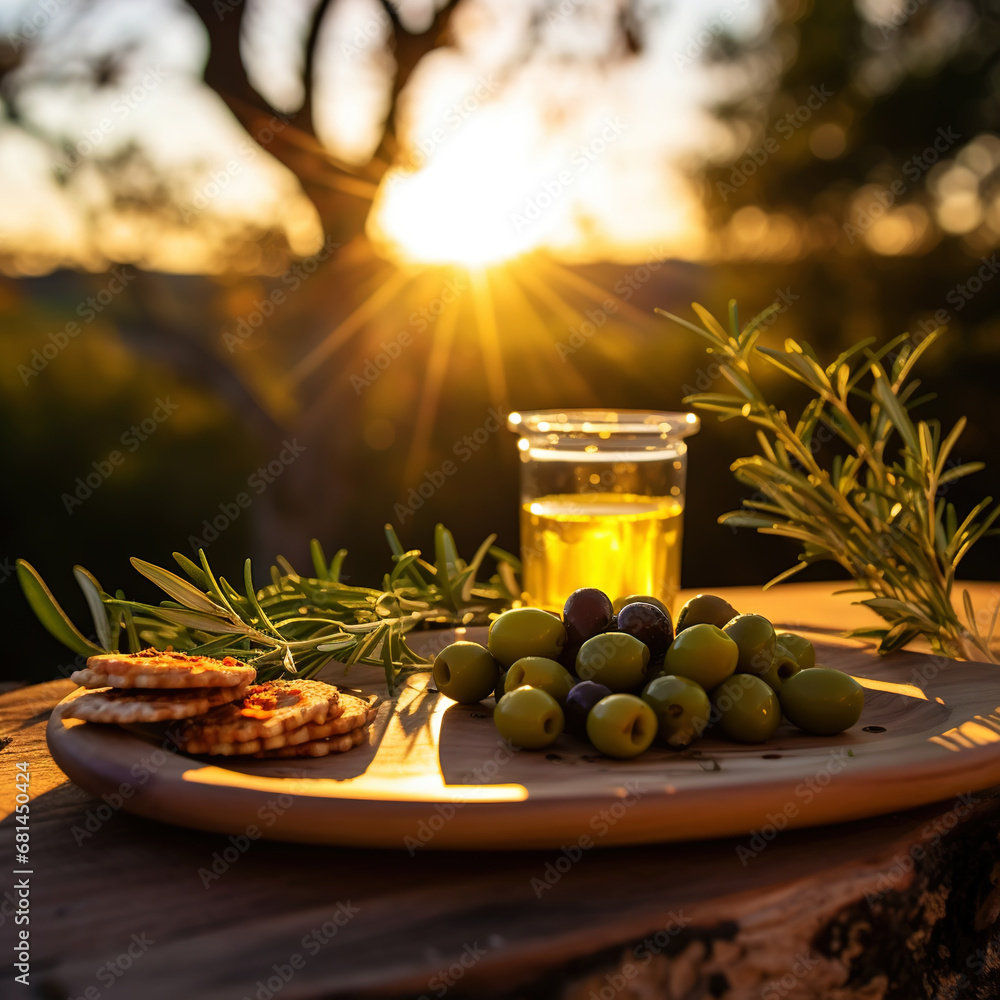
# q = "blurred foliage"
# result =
<box><xmin>5</xmin><ymin>0</ymin><xmax>1000</xmax><ymax>680</ymax></box>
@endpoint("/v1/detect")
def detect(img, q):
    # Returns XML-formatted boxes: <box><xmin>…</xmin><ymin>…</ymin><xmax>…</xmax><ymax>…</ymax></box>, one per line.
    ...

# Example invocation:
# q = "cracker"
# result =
<box><xmin>177</xmin><ymin>679</ymin><xmax>340</xmax><ymax>745</ymax></box>
<box><xmin>62</xmin><ymin>680</ymin><xmax>251</xmax><ymax>724</ymax></box>
<box><xmin>253</xmin><ymin>726</ymin><xmax>367</xmax><ymax>758</ymax></box>
<box><xmin>79</xmin><ymin>649</ymin><xmax>255</xmax><ymax>689</ymax></box>
<box><xmin>181</xmin><ymin>693</ymin><xmax>377</xmax><ymax>756</ymax></box>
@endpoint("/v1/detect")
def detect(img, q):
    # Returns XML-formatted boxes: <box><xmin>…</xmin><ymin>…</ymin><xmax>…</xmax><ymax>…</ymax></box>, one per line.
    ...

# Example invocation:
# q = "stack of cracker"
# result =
<box><xmin>65</xmin><ymin>650</ymin><xmax>377</xmax><ymax>759</ymax></box>
<box><xmin>175</xmin><ymin>679</ymin><xmax>378</xmax><ymax>758</ymax></box>
<box><xmin>67</xmin><ymin>649</ymin><xmax>256</xmax><ymax>723</ymax></box>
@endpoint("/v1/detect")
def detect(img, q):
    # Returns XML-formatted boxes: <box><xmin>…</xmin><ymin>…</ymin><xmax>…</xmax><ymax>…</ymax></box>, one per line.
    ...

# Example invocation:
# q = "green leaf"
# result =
<box><xmin>17</xmin><ymin>560</ymin><xmax>102</xmax><ymax>657</ymax></box>
<box><xmin>459</xmin><ymin>534</ymin><xmax>496</xmax><ymax>603</ymax></box>
<box><xmin>871</xmin><ymin>367</ymin><xmax>920</xmax><ymax>456</ymax></box>
<box><xmin>131</xmin><ymin>557</ymin><xmax>227</xmax><ymax>615</ymax></box>
<box><xmin>382</xmin><ymin>627</ymin><xmax>396</xmax><ymax>695</ymax></box>
<box><xmin>73</xmin><ymin>566</ymin><xmax>112</xmax><ymax>651</ymax></box>
<box><xmin>172</xmin><ymin>552</ymin><xmax>210</xmax><ymax>589</ymax></box>
<box><xmin>692</xmin><ymin>303</ymin><xmax>732</xmax><ymax>344</ymax></box>
<box><xmin>154</xmin><ymin>606</ymin><xmax>253</xmax><ymax>635</ymax></box>
<box><xmin>329</xmin><ymin>548</ymin><xmax>348</xmax><ymax>583</ymax></box>
<box><xmin>243</xmin><ymin>560</ymin><xmax>279</xmax><ymax>635</ymax></box>
<box><xmin>434</xmin><ymin>523</ymin><xmax>460</xmax><ymax>607</ymax></box>
<box><xmin>310</xmin><ymin>539</ymin><xmax>329</xmax><ymax>580</ymax></box>
<box><xmin>655</xmin><ymin>308</ymin><xmax>728</xmax><ymax>347</ymax></box>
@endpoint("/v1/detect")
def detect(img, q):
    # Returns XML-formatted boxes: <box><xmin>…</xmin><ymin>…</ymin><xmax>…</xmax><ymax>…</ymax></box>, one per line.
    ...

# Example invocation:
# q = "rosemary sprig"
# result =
<box><xmin>17</xmin><ymin>524</ymin><xmax>521</xmax><ymax>692</ymax></box>
<box><xmin>659</xmin><ymin>301</ymin><xmax>1000</xmax><ymax>663</ymax></box>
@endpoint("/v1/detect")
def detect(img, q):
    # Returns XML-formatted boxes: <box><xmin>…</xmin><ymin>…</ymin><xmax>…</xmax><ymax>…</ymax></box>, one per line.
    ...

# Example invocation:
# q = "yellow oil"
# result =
<box><xmin>520</xmin><ymin>493</ymin><xmax>684</xmax><ymax>613</ymax></box>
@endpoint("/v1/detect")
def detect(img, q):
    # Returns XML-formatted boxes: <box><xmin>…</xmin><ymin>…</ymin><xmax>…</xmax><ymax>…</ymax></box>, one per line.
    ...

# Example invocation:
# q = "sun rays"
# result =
<box><xmin>281</xmin><ymin>240</ymin><xmax>670</xmax><ymax>479</ymax></box>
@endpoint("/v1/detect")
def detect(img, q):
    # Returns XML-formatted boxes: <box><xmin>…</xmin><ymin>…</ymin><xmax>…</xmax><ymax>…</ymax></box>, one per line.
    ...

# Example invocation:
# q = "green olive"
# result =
<box><xmin>613</xmin><ymin>594</ymin><xmax>671</xmax><ymax>617</ymax></box>
<box><xmin>758</xmin><ymin>648</ymin><xmax>801</xmax><ymax>693</ymax></box>
<box><xmin>776</xmin><ymin>632</ymin><xmax>816</xmax><ymax>670</ymax></box>
<box><xmin>641</xmin><ymin>674</ymin><xmax>711</xmax><ymax>748</ymax></box>
<box><xmin>779</xmin><ymin>668</ymin><xmax>864</xmax><ymax>736</ymax></box>
<box><xmin>724</xmin><ymin>614</ymin><xmax>777</xmax><ymax>675</ymax></box>
<box><xmin>661</xmin><ymin>624</ymin><xmax>738</xmax><ymax>691</ymax></box>
<box><xmin>585</xmin><ymin>694</ymin><xmax>657</xmax><ymax>758</ymax></box>
<box><xmin>488</xmin><ymin>608</ymin><xmax>567</xmax><ymax>667</ymax></box>
<box><xmin>711</xmin><ymin>674</ymin><xmax>781</xmax><ymax>743</ymax></box>
<box><xmin>675</xmin><ymin>594</ymin><xmax>739</xmax><ymax>633</ymax></box>
<box><xmin>575</xmin><ymin>633</ymin><xmax>650</xmax><ymax>692</ymax></box>
<box><xmin>505</xmin><ymin>657</ymin><xmax>575</xmax><ymax>703</ymax></box>
<box><xmin>493</xmin><ymin>685</ymin><xmax>565</xmax><ymax>749</ymax></box>
<box><xmin>432</xmin><ymin>641</ymin><xmax>500</xmax><ymax>704</ymax></box>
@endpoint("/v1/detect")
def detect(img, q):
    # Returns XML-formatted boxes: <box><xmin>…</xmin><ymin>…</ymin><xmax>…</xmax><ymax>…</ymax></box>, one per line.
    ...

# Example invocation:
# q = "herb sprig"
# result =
<box><xmin>660</xmin><ymin>301</ymin><xmax>1000</xmax><ymax>663</ymax></box>
<box><xmin>18</xmin><ymin>524</ymin><xmax>521</xmax><ymax>692</ymax></box>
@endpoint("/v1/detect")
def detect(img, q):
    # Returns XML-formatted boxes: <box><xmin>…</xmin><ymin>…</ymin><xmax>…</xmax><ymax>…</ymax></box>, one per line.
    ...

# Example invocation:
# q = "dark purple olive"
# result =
<box><xmin>617</xmin><ymin>602</ymin><xmax>674</xmax><ymax>664</ymax></box>
<box><xmin>562</xmin><ymin>588</ymin><xmax>614</xmax><ymax>645</ymax></box>
<box><xmin>563</xmin><ymin>680</ymin><xmax>613</xmax><ymax>736</ymax></box>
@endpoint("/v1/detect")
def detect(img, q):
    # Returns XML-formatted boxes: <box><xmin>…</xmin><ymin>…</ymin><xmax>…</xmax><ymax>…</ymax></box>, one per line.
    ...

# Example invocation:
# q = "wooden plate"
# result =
<box><xmin>46</xmin><ymin>629</ymin><xmax>1000</xmax><ymax>849</ymax></box>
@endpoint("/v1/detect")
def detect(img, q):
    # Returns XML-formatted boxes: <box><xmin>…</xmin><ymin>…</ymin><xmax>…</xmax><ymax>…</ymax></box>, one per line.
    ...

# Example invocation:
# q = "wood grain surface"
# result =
<box><xmin>2</xmin><ymin>584</ymin><xmax>1000</xmax><ymax>1000</ymax></box>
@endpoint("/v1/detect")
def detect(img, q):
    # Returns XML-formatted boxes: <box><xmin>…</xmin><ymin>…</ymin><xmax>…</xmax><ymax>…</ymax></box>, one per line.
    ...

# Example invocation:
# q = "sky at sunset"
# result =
<box><xmin>0</xmin><ymin>0</ymin><xmax>770</xmax><ymax>274</ymax></box>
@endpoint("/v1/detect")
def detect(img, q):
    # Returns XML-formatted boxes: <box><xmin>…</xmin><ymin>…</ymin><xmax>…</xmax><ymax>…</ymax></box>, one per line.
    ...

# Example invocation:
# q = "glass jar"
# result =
<box><xmin>507</xmin><ymin>409</ymin><xmax>700</xmax><ymax>612</ymax></box>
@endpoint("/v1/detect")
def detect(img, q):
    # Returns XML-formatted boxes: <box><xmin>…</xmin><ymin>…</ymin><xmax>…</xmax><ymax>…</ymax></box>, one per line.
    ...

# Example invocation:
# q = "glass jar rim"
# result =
<box><xmin>507</xmin><ymin>409</ymin><xmax>700</xmax><ymax>438</ymax></box>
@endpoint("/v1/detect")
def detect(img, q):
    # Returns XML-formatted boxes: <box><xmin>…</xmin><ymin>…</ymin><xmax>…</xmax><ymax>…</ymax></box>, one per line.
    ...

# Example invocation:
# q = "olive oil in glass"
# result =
<box><xmin>520</xmin><ymin>493</ymin><xmax>684</xmax><ymax>611</ymax></box>
<box><xmin>507</xmin><ymin>411</ymin><xmax>699</xmax><ymax>613</ymax></box>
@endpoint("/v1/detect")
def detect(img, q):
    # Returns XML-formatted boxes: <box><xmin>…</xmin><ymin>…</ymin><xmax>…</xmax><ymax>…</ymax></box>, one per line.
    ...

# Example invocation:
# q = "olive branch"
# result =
<box><xmin>659</xmin><ymin>301</ymin><xmax>1000</xmax><ymax>663</ymax></box>
<box><xmin>18</xmin><ymin>524</ymin><xmax>521</xmax><ymax>692</ymax></box>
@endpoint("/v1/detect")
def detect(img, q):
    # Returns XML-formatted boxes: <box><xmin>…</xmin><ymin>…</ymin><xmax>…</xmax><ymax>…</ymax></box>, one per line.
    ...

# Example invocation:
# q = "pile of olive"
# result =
<box><xmin>431</xmin><ymin>590</ymin><xmax>865</xmax><ymax>759</ymax></box>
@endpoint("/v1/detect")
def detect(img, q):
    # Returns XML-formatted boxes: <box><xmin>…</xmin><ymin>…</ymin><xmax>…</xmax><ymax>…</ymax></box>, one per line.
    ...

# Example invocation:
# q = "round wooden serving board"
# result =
<box><xmin>46</xmin><ymin>628</ymin><xmax>1000</xmax><ymax>849</ymax></box>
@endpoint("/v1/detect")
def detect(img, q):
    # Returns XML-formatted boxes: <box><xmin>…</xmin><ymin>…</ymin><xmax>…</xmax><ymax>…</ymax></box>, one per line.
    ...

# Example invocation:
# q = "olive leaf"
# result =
<box><xmin>20</xmin><ymin>526</ymin><xmax>521</xmax><ymax>687</ymax></box>
<box><xmin>664</xmin><ymin>301</ymin><xmax>999</xmax><ymax>664</ymax></box>
<box><xmin>17</xmin><ymin>560</ymin><xmax>101</xmax><ymax>657</ymax></box>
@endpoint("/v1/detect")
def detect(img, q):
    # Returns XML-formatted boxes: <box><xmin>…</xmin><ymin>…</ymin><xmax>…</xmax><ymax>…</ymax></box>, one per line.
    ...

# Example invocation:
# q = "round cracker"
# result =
<box><xmin>177</xmin><ymin>679</ymin><xmax>340</xmax><ymax>746</ymax></box>
<box><xmin>253</xmin><ymin>726</ymin><xmax>367</xmax><ymax>758</ymax></box>
<box><xmin>62</xmin><ymin>680</ymin><xmax>251</xmax><ymax>724</ymax></box>
<box><xmin>180</xmin><ymin>693</ymin><xmax>377</xmax><ymax>756</ymax></box>
<box><xmin>82</xmin><ymin>649</ymin><xmax>255</xmax><ymax>689</ymax></box>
